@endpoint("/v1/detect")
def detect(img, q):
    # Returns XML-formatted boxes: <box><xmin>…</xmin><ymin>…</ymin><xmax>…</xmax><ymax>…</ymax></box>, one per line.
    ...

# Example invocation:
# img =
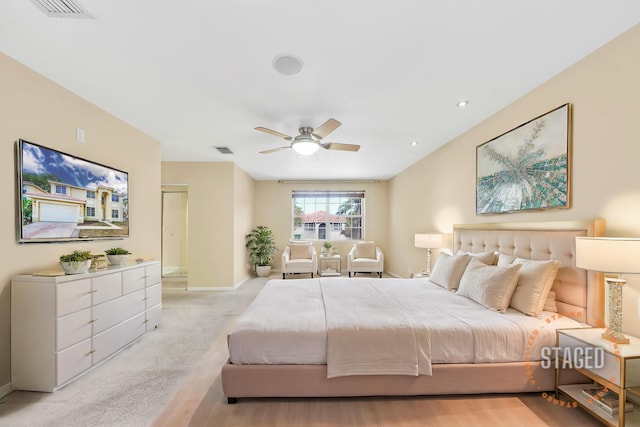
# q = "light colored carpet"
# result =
<box><xmin>0</xmin><ymin>277</ymin><xmax>266</xmax><ymax>427</ymax></box>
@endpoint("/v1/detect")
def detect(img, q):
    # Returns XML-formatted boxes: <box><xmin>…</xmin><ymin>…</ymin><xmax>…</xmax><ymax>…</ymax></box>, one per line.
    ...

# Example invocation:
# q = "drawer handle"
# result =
<box><xmin>89</xmin><ymin>319</ymin><xmax>97</xmax><ymax>324</ymax></box>
<box><xmin>88</xmin><ymin>290</ymin><xmax>98</xmax><ymax>294</ymax></box>
<box><xmin>88</xmin><ymin>349</ymin><xmax>96</xmax><ymax>354</ymax></box>
<box><xmin>144</xmin><ymin>320</ymin><xmax>149</xmax><ymax>323</ymax></box>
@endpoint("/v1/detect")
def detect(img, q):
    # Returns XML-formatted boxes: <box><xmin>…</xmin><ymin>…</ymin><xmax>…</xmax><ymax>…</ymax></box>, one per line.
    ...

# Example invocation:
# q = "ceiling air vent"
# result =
<box><xmin>215</xmin><ymin>146</ymin><xmax>234</xmax><ymax>155</ymax></box>
<box><xmin>30</xmin><ymin>0</ymin><xmax>93</xmax><ymax>18</ymax></box>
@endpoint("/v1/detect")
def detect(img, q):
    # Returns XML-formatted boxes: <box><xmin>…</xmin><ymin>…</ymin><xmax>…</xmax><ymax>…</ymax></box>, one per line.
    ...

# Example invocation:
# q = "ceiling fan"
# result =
<box><xmin>256</xmin><ymin>118</ymin><xmax>360</xmax><ymax>155</ymax></box>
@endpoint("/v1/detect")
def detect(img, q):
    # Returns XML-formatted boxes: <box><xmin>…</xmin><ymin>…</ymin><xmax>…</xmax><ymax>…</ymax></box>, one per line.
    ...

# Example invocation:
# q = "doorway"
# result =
<box><xmin>162</xmin><ymin>189</ymin><xmax>188</xmax><ymax>279</ymax></box>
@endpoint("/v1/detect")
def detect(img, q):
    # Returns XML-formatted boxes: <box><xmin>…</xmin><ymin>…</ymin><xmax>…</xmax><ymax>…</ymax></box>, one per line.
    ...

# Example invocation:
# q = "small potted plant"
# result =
<box><xmin>322</xmin><ymin>241</ymin><xmax>332</xmax><ymax>256</ymax></box>
<box><xmin>104</xmin><ymin>247</ymin><xmax>131</xmax><ymax>266</ymax></box>
<box><xmin>245</xmin><ymin>226</ymin><xmax>277</xmax><ymax>277</ymax></box>
<box><xmin>59</xmin><ymin>250</ymin><xmax>93</xmax><ymax>274</ymax></box>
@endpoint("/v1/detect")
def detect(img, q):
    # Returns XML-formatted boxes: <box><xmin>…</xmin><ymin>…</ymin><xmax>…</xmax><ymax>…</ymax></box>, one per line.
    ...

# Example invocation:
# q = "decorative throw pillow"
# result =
<box><xmin>456</xmin><ymin>259</ymin><xmax>522</xmax><ymax>312</ymax></box>
<box><xmin>429</xmin><ymin>252</ymin><xmax>471</xmax><ymax>291</ymax></box>
<box><xmin>456</xmin><ymin>249</ymin><xmax>498</xmax><ymax>265</ymax></box>
<box><xmin>509</xmin><ymin>258</ymin><xmax>561</xmax><ymax>317</ymax></box>
<box><xmin>497</xmin><ymin>253</ymin><xmax>516</xmax><ymax>267</ymax></box>
<box><xmin>543</xmin><ymin>290</ymin><xmax>558</xmax><ymax>313</ymax></box>
<box><xmin>289</xmin><ymin>244</ymin><xmax>311</xmax><ymax>260</ymax></box>
<box><xmin>355</xmin><ymin>241</ymin><xmax>376</xmax><ymax>259</ymax></box>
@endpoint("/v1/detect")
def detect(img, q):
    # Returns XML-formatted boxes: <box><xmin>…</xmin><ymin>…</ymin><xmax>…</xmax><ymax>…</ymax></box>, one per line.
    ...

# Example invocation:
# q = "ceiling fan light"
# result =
<box><xmin>291</xmin><ymin>138</ymin><xmax>320</xmax><ymax>155</ymax></box>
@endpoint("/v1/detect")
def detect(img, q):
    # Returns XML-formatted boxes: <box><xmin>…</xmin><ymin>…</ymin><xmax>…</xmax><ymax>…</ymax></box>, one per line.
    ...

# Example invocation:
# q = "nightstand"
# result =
<box><xmin>319</xmin><ymin>254</ymin><xmax>341</xmax><ymax>277</ymax></box>
<box><xmin>556</xmin><ymin>328</ymin><xmax>640</xmax><ymax>426</ymax></box>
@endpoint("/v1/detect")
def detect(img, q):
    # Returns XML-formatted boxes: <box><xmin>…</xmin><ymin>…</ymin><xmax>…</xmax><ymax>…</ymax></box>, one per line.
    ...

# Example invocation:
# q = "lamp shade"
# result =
<box><xmin>415</xmin><ymin>233</ymin><xmax>443</xmax><ymax>249</ymax></box>
<box><xmin>291</xmin><ymin>137</ymin><xmax>320</xmax><ymax>155</ymax></box>
<box><xmin>575</xmin><ymin>237</ymin><xmax>640</xmax><ymax>274</ymax></box>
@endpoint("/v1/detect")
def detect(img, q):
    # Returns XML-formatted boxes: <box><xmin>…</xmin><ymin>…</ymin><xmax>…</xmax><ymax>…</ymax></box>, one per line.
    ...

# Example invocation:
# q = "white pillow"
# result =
<box><xmin>289</xmin><ymin>244</ymin><xmax>311</xmax><ymax>260</ymax></box>
<box><xmin>429</xmin><ymin>252</ymin><xmax>471</xmax><ymax>291</ymax></box>
<box><xmin>456</xmin><ymin>249</ymin><xmax>497</xmax><ymax>265</ymax></box>
<box><xmin>456</xmin><ymin>259</ymin><xmax>522</xmax><ymax>312</ymax></box>
<box><xmin>509</xmin><ymin>258</ymin><xmax>561</xmax><ymax>317</ymax></box>
<box><xmin>497</xmin><ymin>253</ymin><xmax>516</xmax><ymax>266</ymax></box>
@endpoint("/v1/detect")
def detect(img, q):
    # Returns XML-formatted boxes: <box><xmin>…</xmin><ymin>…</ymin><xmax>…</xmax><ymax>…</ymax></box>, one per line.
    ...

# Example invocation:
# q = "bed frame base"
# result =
<box><xmin>221</xmin><ymin>360</ymin><xmax>587</xmax><ymax>403</ymax></box>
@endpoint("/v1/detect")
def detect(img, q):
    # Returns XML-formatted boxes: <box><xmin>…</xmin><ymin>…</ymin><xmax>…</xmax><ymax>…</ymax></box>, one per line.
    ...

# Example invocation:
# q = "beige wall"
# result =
<box><xmin>161</xmin><ymin>161</ymin><xmax>254</xmax><ymax>288</ymax></box>
<box><xmin>388</xmin><ymin>24</ymin><xmax>640</xmax><ymax>337</ymax></box>
<box><xmin>0</xmin><ymin>52</ymin><xmax>162</xmax><ymax>390</ymax></box>
<box><xmin>254</xmin><ymin>181</ymin><xmax>390</xmax><ymax>273</ymax></box>
<box><xmin>233</xmin><ymin>165</ymin><xmax>255</xmax><ymax>283</ymax></box>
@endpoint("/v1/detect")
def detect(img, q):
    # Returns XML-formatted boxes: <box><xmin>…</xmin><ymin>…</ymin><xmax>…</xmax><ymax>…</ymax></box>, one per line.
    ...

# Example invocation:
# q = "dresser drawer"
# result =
<box><xmin>56</xmin><ymin>279</ymin><xmax>92</xmax><ymax>316</ymax></box>
<box><xmin>92</xmin><ymin>272</ymin><xmax>122</xmax><ymax>305</ymax></box>
<box><xmin>92</xmin><ymin>313</ymin><xmax>146</xmax><ymax>364</ymax></box>
<box><xmin>122</xmin><ymin>267</ymin><xmax>146</xmax><ymax>294</ymax></box>
<box><xmin>57</xmin><ymin>338</ymin><xmax>92</xmax><ymax>386</ymax></box>
<box><xmin>146</xmin><ymin>304</ymin><xmax>162</xmax><ymax>330</ymax></box>
<box><xmin>146</xmin><ymin>283</ymin><xmax>162</xmax><ymax>309</ymax></box>
<box><xmin>145</xmin><ymin>263</ymin><xmax>162</xmax><ymax>286</ymax></box>
<box><xmin>56</xmin><ymin>308</ymin><xmax>92</xmax><ymax>351</ymax></box>
<box><xmin>93</xmin><ymin>289</ymin><xmax>146</xmax><ymax>334</ymax></box>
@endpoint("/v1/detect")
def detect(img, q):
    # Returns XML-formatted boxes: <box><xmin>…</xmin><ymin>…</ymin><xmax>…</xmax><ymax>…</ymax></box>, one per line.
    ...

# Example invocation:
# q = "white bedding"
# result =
<box><xmin>227</xmin><ymin>277</ymin><xmax>584</xmax><ymax>377</ymax></box>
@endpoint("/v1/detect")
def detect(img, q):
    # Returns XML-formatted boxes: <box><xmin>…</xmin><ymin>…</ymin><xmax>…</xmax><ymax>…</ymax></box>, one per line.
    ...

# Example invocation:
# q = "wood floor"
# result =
<box><xmin>152</xmin><ymin>275</ymin><xmax>602</xmax><ymax>427</ymax></box>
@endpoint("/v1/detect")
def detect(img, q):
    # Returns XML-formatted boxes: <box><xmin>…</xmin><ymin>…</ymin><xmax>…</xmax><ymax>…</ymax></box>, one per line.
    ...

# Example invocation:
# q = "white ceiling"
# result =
<box><xmin>2</xmin><ymin>1</ymin><xmax>640</xmax><ymax>181</ymax></box>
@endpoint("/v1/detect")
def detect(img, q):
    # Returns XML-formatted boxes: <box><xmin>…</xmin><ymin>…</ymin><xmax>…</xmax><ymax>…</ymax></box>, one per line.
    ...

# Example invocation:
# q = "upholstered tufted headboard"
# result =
<box><xmin>453</xmin><ymin>220</ymin><xmax>605</xmax><ymax>327</ymax></box>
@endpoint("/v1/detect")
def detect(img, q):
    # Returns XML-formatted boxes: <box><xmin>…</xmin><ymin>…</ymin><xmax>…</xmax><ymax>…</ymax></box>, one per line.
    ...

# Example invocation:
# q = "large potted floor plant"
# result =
<box><xmin>245</xmin><ymin>225</ymin><xmax>277</xmax><ymax>277</ymax></box>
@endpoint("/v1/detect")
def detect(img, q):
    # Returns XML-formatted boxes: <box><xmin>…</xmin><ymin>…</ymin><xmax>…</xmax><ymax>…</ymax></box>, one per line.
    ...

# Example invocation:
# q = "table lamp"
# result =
<box><xmin>414</xmin><ymin>233</ymin><xmax>443</xmax><ymax>276</ymax></box>
<box><xmin>576</xmin><ymin>237</ymin><xmax>640</xmax><ymax>344</ymax></box>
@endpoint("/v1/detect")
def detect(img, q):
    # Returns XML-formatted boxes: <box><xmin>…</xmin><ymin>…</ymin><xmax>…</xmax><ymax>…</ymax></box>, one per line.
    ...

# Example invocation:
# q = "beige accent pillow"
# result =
<box><xmin>355</xmin><ymin>241</ymin><xmax>376</xmax><ymax>259</ymax></box>
<box><xmin>497</xmin><ymin>253</ymin><xmax>516</xmax><ymax>266</ymax></box>
<box><xmin>509</xmin><ymin>258</ymin><xmax>561</xmax><ymax>317</ymax></box>
<box><xmin>429</xmin><ymin>252</ymin><xmax>471</xmax><ymax>291</ymax></box>
<box><xmin>456</xmin><ymin>259</ymin><xmax>522</xmax><ymax>312</ymax></box>
<box><xmin>456</xmin><ymin>249</ymin><xmax>497</xmax><ymax>265</ymax></box>
<box><xmin>543</xmin><ymin>291</ymin><xmax>558</xmax><ymax>313</ymax></box>
<box><xmin>289</xmin><ymin>244</ymin><xmax>311</xmax><ymax>260</ymax></box>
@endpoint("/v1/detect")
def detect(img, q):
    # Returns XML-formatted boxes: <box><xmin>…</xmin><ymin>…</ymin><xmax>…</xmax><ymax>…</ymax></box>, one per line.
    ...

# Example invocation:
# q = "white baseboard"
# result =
<box><xmin>0</xmin><ymin>382</ymin><xmax>11</xmax><ymax>399</ymax></box>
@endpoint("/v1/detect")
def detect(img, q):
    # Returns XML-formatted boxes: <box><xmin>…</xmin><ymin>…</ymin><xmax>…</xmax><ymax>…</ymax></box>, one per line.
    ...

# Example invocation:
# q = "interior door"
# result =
<box><xmin>161</xmin><ymin>190</ymin><xmax>188</xmax><ymax>278</ymax></box>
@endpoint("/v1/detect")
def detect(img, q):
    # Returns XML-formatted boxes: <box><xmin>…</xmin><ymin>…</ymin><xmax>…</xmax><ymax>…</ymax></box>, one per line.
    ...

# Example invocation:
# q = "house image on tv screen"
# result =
<box><xmin>23</xmin><ymin>180</ymin><xmax>126</xmax><ymax>225</ymax></box>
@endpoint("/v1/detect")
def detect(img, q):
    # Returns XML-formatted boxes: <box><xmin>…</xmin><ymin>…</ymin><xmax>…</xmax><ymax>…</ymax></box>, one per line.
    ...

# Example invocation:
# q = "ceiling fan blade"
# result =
<box><xmin>255</xmin><ymin>127</ymin><xmax>293</xmax><ymax>141</ymax></box>
<box><xmin>260</xmin><ymin>146</ymin><xmax>291</xmax><ymax>154</ymax></box>
<box><xmin>322</xmin><ymin>142</ymin><xmax>360</xmax><ymax>152</ymax></box>
<box><xmin>311</xmin><ymin>118</ymin><xmax>341</xmax><ymax>139</ymax></box>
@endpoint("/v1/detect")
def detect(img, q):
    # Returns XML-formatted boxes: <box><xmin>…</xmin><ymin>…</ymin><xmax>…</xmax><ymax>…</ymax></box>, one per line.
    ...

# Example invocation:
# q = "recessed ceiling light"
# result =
<box><xmin>411</xmin><ymin>141</ymin><xmax>418</xmax><ymax>147</ymax></box>
<box><xmin>273</xmin><ymin>54</ymin><xmax>304</xmax><ymax>76</ymax></box>
<box><xmin>457</xmin><ymin>100</ymin><xmax>469</xmax><ymax>108</ymax></box>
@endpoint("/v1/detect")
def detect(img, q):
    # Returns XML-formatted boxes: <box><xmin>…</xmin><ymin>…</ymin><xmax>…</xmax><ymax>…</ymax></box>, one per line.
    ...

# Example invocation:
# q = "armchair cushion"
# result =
<box><xmin>354</xmin><ymin>241</ymin><xmax>376</xmax><ymax>259</ymax></box>
<box><xmin>290</xmin><ymin>244</ymin><xmax>312</xmax><ymax>260</ymax></box>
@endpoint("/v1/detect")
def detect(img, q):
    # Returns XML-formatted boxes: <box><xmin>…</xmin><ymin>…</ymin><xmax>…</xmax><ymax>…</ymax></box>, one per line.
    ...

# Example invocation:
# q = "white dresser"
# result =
<box><xmin>11</xmin><ymin>261</ymin><xmax>162</xmax><ymax>392</ymax></box>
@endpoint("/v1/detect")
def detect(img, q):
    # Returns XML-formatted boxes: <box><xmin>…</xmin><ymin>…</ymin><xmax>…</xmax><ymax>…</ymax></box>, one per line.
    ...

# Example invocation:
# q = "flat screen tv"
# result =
<box><xmin>16</xmin><ymin>139</ymin><xmax>129</xmax><ymax>243</ymax></box>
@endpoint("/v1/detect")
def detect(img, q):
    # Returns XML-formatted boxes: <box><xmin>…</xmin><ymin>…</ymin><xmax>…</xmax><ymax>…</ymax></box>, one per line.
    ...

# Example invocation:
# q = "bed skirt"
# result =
<box><xmin>221</xmin><ymin>360</ymin><xmax>587</xmax><ymax>403</ymax></box>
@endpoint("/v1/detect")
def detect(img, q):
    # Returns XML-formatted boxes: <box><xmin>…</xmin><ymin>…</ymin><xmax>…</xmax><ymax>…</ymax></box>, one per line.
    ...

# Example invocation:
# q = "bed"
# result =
<box><xmin>222</xmin><ymin>220</ymin><xmax>605</xmax><ymax>403</ymax></box>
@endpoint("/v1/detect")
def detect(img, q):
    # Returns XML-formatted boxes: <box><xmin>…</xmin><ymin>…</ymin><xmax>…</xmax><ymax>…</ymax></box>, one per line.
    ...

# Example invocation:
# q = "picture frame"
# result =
<box><xmin>476</xmin><ymin>103</ymin><xmax>572</xmax><ymax>215</ymax></box>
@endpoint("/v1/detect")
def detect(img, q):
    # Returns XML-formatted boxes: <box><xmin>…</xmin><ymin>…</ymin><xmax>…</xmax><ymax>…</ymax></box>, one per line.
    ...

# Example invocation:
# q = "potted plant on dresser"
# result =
<box><xmin>245</xmin><ymin>226</ymin><xmax>277</xmax><ymax>277</ymax></box>
<box><xmin>104</xmin><ymin>247</ymin><xmax>131</xmax><ymax>266</ymax></box>
<box><xmin>59</xmin><ymin>250</ymin><xmax>93</xmax><ymax>274</ymax></box>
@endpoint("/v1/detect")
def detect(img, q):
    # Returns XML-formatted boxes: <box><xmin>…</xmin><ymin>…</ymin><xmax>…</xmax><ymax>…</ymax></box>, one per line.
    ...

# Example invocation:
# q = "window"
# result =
<box><xmin>87</xmin><ymin>190</ymin><xmax>96</xmax><ymax>199</ymax></box>
<box><xmin>112</xmin><ymin>210</ymin><xmax>119</xmax><ymax>219</ymax></box>
<box><xmin>55</xmin><ymin>185</ymin><xmax>67</xmax><ymax>195</ymax></box>
<box><xmin>292</xmin><ymin>191</ymin><xmax>364</xmax><ymax>241</ymax></box>
<box><xmin>112</xmin><ymin>194</ymin><xmax>120</xmax><ymax>203</ymax></box>
<box><xmin>86</xmin><ymin>207</ymin><xmax>95</xmax><ymax>217</ymax></box>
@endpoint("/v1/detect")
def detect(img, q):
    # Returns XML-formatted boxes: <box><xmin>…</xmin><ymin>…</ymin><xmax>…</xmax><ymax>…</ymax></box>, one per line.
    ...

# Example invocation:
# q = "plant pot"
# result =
<box><xmin>256</xmin><ymin>265</ymin><xmax>271</xmax><ymax>277</ymax></box>
<box><xmin>60</xmin><ymin>260</ymin><xmax>92</xmax><ymax>275</ymax></box>
<box><xmin>107</xmin><ymin>254</ymin><xmax>128</xmax><ymax>266</ymax></box>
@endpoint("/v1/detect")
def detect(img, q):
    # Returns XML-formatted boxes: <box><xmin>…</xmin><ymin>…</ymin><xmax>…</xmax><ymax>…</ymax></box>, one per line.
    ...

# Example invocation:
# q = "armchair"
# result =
<box><xmin>347</xmin><ymin>241</ymin><xmax>384</xmax><ymax>278</ymax></box>
<box><xmin>282</xmin><ymin>240</ymin><xmax>317</xmax><ymax>279</ymax></box>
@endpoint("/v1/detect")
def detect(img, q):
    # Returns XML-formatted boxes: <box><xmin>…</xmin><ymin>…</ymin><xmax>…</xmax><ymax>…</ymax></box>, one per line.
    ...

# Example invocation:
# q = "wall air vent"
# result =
<box><xmin>215</xmin><ymin>146</ymin><xmax>234</xmax><ymax>154</ymax></box>
<box><xmin>30</xmin><ymin>0</ymin><xmax>93</xmax><ymax>18</ymax></box>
